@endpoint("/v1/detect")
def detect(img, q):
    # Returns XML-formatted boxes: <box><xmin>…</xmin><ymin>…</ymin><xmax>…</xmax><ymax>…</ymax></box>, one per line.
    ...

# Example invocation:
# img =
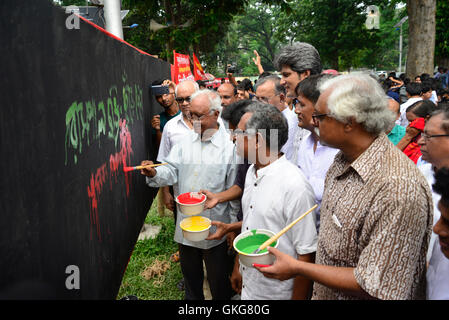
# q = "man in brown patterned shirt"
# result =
<box><xmin>255</xmin><ymin>74</ymin><xmax>433</xmax><ymax>300</ymax></box>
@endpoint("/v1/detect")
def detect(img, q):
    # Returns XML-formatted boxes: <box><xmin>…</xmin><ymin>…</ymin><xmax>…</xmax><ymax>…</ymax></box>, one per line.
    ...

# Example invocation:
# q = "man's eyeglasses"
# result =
<box><xmin>175</xmin><ymin>96</ymin><xmax>191</xmax><ymax>104</ymax></box>
<box><xmin>254</xmin><ymin>95</ymin><xmax>277</xmax><ymax>104</ymax></box>
<box><xmin>190</xmin><ymin>111</ymin><xmax>213</xmax><ymax>121</ymax></box>
<box><xmin>311</xmin><ymin>113</ymin><xmax>330</xmax><ymax>122</ymax></box>
<box><xmin>233</xmin><ymin>129</ymin><xmax>256</xmax><ymax>137</ymax></box>
<box><xmin>421</xmin><ymin>132</ymin><xmax>449</xmax><ymax>140</ymax></box>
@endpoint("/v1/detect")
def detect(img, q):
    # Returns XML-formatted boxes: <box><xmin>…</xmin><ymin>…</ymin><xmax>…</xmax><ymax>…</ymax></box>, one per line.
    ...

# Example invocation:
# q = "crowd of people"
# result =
<box><xmin>143</xmin><ymin>42</ymin><xmax>449</xmax><ymax>300</ymax></box>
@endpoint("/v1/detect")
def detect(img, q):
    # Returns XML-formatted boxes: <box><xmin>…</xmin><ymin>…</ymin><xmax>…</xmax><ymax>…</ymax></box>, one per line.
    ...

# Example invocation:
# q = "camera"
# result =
<box><xmin>151</xmin><ymin>85</ymin><xmax>170</xmax><ymax>96</ymax></box>
<box><xmin>227</xmin><ymin>65</ymin><xmax>237</xmax><ymax>74</ymax></box>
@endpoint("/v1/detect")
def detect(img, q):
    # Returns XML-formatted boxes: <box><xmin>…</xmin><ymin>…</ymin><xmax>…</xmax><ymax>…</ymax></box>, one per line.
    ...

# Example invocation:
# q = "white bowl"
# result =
<box><xmin>175</xmin><ymin>192</ymin><xmax>207</xmax><ymax>216</ymax></box>
<box><xmin>180</xmin><ymin>216</ymin><xmax>212</xmax><ymax>242</ymax></box>
<box><xmin>233</xmin><ymin>229</ymin><xmax>278</xmax><ymax>268</ymax></box>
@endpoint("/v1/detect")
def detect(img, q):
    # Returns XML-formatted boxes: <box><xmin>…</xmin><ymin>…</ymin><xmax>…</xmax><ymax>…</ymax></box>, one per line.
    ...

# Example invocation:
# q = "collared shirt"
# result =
<box><xmin>398</xmin><ymin>97</ymin><xmax>422</xmax><ymax>127</ymax></box>
<box><xmin>418</xmin><ymin>162</ymin><xmax>441</xmax><ymax>262</ymax></box>
<box><xmin>281</xmin><ymin>108</ymin><xmax>307</xmax><ymax>162</ymax></box>
<box><xmin>296</xmin><ymin>133</ymin><xmax>339</xmax><ymax>230</ymax></box>
<box><xmin>427</xmin><ymin>242</ymin><xmax>449</xmax><ymax>300</ymax></box>
<box><xmin>157</xmin><ymin>113</ymin><xmax>192</xmax><ymax>162</ymax></box>
<box><xmin>313</xmin><ymin>133</ymin><xmax>433</xmax><ymax>300</ymax></box>
<box><xmin>146</xmin><ymin>124</ymin><xmax>240</xmax><ymax>250</ymax></box>
<box><xmin>241</xmin><ymin>155</ymin><xmax>318</xmax><ymax>300</ymax></box>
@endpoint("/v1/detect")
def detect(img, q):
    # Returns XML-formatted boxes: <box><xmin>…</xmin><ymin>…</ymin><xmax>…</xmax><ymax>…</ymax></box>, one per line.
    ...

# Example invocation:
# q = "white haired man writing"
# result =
<box><xmin>140</xmin><ymin>89</ymin><xmax>239</xmax><ymax>300</ymax></box>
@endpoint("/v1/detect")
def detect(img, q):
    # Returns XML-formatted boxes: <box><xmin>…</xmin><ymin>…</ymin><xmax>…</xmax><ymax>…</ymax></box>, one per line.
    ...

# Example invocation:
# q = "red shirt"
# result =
<box><xmin>403</xmin><ymin>117</ymin><xmax>425</xmax><ymax>164</ymax></box>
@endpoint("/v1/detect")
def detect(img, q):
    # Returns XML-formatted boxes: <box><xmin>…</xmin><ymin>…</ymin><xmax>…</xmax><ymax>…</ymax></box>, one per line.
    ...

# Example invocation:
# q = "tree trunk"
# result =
<box><xmin>406</xmin><ymin>0</ymin><xmax>436</xmax><ymax>78</ymax></box>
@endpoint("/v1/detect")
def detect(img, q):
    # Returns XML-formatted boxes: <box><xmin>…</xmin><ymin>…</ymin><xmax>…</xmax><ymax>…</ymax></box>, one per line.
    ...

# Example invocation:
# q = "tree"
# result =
<box><xmin>121</xmin><ymin>0</ymin><xmax>248</xmax><ymax>62</ymax></box>
<box><xmin>435</xmin><ymin>0</ymin><xmax>449</xmax><ymax>67</ymax></box>
<box><xmin>405</xmin><ymin>0</ymin><xmax>436</xmax><ymax>78</ymax></box>
<box><xmin>272</xmin><ymin>0</ymin><xmax>404</xmax><ymax>71</ymax></box>
<box><xmin>200</xmin><ymin>0</ymin><xmax>290</xmax><ymax>77</ymax></box>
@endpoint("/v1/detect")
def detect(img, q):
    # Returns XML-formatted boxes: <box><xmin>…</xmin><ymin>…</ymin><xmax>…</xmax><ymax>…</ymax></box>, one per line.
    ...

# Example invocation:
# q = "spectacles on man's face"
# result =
<box><xmin>175</xmin><ymin>96</ymin><xmax>191</xmax><ymax>104</ymax></box>
<box><xmin>190</xmin><ymin>110</ymin><xmax>213</xmax><ymax>121</ymax></box>
<box><xmin>311</xmin><ymin>113</ymin><xmax>330</xmax><ymax>122</ymax></box>
<box><xmin>421</xmin><ymin>132</ymin><xmax>449</xmax><ymax>141</ymax></box>
<box><xmin>233</xmin><ymin>128</ymin><xmax>256</xmax><ymax>137</ymax></box>
<box><xmin>254</xmin><ymin>95</ymin><xmax>277</xmax><ymax>104</ymax></box>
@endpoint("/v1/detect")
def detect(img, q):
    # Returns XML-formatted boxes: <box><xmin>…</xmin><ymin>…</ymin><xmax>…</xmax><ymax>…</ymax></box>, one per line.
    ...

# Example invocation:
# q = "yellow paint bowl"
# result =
<box><xmin>180</xmin><ymin>216</ymin><xmax>212</xmax><ymax>242</ymax></box>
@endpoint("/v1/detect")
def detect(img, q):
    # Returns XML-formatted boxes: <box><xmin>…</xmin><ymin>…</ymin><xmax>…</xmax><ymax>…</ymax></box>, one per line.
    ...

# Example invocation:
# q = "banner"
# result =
<box><xmin>173</xmin><ymin>50</ymin><xmax>194</xmax><ymax>84</ymax></box>
<box><xmin>193</xmin><ymin>53</ymin><xmax>207</xmax><ymax>81</ymax></box>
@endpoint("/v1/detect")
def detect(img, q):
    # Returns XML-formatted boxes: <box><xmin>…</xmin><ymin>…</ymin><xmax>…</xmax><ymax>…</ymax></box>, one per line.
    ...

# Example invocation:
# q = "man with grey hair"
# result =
<box><xmin>255</xmin><ymin>74</ymin><xmax>433</xmax><ymax>300</ymax></box>
<box><xmin>254</xmin><ymin>75</ymin><xmax>304</xmax><ymax>161</ymax></box>
<box><xmin>274</xmin><ymin>42</ymin><xmax>322</xmax><ymax>99</ymax></box>
<box><xmin>141</xmin><ymin>89</ymin><xmax>239</xmax><ymax>300</ymax></box>
<box><xmin>274</xmin><ymin>42</ymin><xmax>322</xmax><ymax>164</ymax></box>
<box><xmin>233</xmin><ymin>102</ymin><xmax>318</xmax><ymax>300</ymax></box>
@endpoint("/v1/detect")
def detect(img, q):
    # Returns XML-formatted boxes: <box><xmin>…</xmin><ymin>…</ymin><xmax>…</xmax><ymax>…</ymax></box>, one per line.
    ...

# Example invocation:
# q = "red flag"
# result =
<box><xmin>193</xmin><ymin>53</ymin><xmax>207</xmax><ymax>81</ymax></box>
<box><xmin>173</xmin><ymin>50</ymin><xmax>194</xmax><ymax>84</ymax></box>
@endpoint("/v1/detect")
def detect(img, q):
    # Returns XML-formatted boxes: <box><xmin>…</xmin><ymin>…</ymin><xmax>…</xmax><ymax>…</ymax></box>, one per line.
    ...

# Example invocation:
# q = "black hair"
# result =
<box><xmin>240</xmin><ymin>78</ymin><xmax>254</xmax><ymax>92</ymax></box>
<box><xmin>295</xmin><ymin>74</ymin><xmax>334</xmax><ymax>103</ymax></box>
<box><xmin>258</xmin><ymin>71</ymin><xmax>272</xmax><ymax>80</ymax></box>
<box><xmin>421</xmin><ymin>81</ymin><xmax>432</xmax><ymax>94</ymax></box>
<box><xmin>221</xmin><ymin>99</ymin><xmax>255</xmax><ymax>127</ymax></box>
<box><xmin>406</xmin><ymin>82</ymin><xmax>423</xmax><ymax>96</ymax></box>
<box><xmin>151</xmin><ymin>79</ymin><xmax>164</xmax><ymax>86</ymax></box>
<box><xmin>433</xmin><ymin>167</ymin><xmax>449</xmax><ymax>208</ymax></box>
<box><xmin>196</xmin><ymin>80</ymin><xmax>206</xmax><ymax>87</ymax></box>
<box><xmin>406</xmin><ymin>100</ymin><xmax>436</xmax><ymax>118</ymax></box>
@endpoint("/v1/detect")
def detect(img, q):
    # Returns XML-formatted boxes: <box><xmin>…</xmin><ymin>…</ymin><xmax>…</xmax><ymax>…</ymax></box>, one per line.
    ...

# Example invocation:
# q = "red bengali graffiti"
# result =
<box><xmin>87</xmin><ymin>119</ymin><xmax>134</xmax><ymax>241</ymax></box>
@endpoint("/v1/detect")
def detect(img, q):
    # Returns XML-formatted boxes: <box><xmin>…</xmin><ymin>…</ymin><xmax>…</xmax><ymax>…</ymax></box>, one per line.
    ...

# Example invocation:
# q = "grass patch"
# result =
<box><xmin>117</xmin><ymin>199</ymin><xmax>184</xmax><ymax>300</ymax></box>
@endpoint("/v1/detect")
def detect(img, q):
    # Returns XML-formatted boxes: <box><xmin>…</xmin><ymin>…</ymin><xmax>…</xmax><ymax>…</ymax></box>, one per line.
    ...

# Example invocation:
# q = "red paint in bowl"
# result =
<box><xmin>177</xmin><ymin>192</ymin><xmax>206</xmax><ymax>205</ymax></box>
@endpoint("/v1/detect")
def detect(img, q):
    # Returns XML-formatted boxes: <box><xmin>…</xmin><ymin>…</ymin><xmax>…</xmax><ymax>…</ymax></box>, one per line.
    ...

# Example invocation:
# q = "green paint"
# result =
<box><xmin>64</xmin><ymin>73</ymin><xmax>144</xmax><ymax>165</ymax></box>
<box><xmin>235</xmin><ymin>233</ymin><xmax>277</xmax><ymax>254</ymax></box>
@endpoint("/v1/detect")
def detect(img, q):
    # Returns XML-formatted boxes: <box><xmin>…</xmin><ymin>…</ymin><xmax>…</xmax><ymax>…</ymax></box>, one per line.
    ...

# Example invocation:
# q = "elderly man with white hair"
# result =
<box><xmin>140</xmin><ymin>89</ymin><xmax>239</xmax><ymax>300</ymax></box>
<box><xmin>255</xmin><ymin>73</ymin><xmax>433</xmax><ymax>300</ymax></box>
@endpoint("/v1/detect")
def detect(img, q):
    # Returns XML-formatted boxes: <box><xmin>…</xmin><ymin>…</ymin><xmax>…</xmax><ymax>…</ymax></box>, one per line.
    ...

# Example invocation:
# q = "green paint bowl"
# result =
<box><xmin>233</xmin><ymin>229</ymin><xmax>278</xmax><ymax>268</ymax></box>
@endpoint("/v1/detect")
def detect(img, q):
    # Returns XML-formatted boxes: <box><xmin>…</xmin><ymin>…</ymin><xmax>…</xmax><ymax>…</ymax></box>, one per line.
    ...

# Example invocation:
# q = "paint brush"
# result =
<box><xmin>252</xmin><ymin>204</ymin><xmax>318</xmax><ymax>254</ymax></box>
<box><xmin>123</xmin><ymin>162</ymin><xmax>168</xmax><ymax>173</ymax></box>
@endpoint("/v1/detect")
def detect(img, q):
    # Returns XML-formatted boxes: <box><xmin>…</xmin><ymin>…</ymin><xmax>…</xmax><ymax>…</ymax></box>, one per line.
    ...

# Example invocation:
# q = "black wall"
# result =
<box><xmin>0</xmin><ymin>0</ymin><xmax>167</xmax><ymax>299</ymax></box>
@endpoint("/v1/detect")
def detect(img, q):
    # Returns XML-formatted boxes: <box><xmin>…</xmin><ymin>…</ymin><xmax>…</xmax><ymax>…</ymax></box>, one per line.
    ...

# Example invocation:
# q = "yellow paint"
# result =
<box><xmin>180</xmin><ymin>216</ymin><xmax>210</xmax><ymax>232</ymax></box>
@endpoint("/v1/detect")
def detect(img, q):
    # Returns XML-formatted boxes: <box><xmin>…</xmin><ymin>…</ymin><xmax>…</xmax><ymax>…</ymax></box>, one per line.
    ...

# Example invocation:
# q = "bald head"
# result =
<box><xmin>218</xmin><ymin>83</ymin><xmax>237</xmax><ymax>108</ymax></box>
<box><xmin>387</xmin><ymin>97</ymin><xmax>400</xmax><ymax>120</ymax></box>
<box><xmin>175</xmin><ymin>80</ymin><xmax>199</xmax><ymax>96</ymax></box>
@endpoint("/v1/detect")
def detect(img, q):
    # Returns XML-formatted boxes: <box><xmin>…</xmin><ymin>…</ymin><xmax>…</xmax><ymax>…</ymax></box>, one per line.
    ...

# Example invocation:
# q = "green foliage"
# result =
<box><xmin>435</xmin><ymin>0</ymin><xmax>449</xmax><ymax>62</ymax></box>
<box><xmin>117</xmin><ymin>201</ymin><xmax>184</xmax><ymax>300</ymax></box>
<box><xmin>274</xmin><ymin>0</ymin><xmax>406</xmax><ymax>71</ymax></box>
<box><xmin>121</xmin><ymin>0</ymin><xmax>249</xmax><ymax>62</ymax></box>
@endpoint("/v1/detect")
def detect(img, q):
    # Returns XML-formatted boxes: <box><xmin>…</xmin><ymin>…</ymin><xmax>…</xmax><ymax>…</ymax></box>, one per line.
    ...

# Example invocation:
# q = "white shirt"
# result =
<box><xmin>296</xmin><ymin>133</ymin><xmax>339</xmax><ymax>230</ymax></box>
<box><xmin>157</xmin><ymin>113</ymin><xmax>192</xmax><ymax>162</ymax></box>
<box><xmin>418</xmin><ymin>162</ymin><xmax>441</xmax><ymax>262</ymax></box>
<box><xmin>398</xmin><ymin>97</ymin><xmax>422</xmax><ymax>127</ymax></box>
<box><xmin>240</xmin><ymin>155</ymin><xmax>318</xmax><ymax>300</ymax></box>
<box><xmin>427</xmin><ymin>242</ymin><xmax>449</xmax><ymax>300</ymax></box>
<box><xmin>430</xmin><ymin>91</ymin><xmax>438</xmax><ymax>105</ymax></box>
<box><xmin>281</xmin><ymin>107</ymin><xmax>307</xmax><ymax>163</ymax></box>
<box><xmin>147</xmin><ymin>124</ymin><xmax>240</xmax><ymax>250</ymax></box>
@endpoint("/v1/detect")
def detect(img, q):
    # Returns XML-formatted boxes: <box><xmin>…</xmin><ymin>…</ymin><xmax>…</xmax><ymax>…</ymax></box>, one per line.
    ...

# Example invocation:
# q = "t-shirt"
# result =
<box><xmin>152</xmin><ymin>109</ymin><xmax>181</xmax><ymax>135</ymax></box>
<box><xmin>387</xmin><ymin>125</ymin><xmax>406</xmax><ymax>145</ymax></box>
